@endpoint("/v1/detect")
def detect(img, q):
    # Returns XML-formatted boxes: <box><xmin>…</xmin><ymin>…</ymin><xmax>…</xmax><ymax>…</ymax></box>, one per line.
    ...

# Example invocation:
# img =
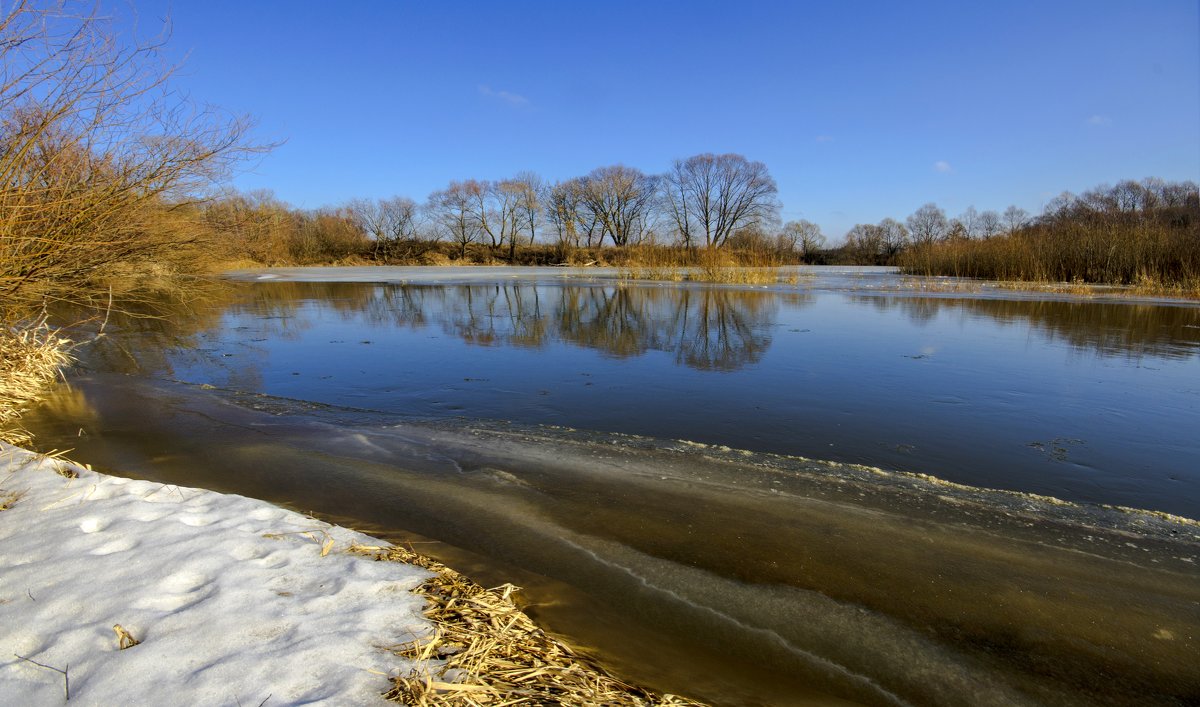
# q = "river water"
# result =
<box><xmin>22</xmin><ymin>266</ymin><xmax>1200</xmax><ymax>705</ymax></box>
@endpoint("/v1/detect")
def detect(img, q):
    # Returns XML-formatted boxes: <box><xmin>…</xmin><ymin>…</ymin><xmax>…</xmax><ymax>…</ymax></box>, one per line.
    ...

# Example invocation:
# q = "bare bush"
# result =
<box><xmin>0</xmin><ymin>2</ymin><xmax>263</xmax><ymax>315</ymax></box>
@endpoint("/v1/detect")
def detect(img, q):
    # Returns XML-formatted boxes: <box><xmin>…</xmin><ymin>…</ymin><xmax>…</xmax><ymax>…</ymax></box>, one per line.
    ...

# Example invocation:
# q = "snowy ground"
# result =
<box><xmin>0</xmin><ymin>443</ymin><xmax>432</xmax><ymax>706</ymax></box>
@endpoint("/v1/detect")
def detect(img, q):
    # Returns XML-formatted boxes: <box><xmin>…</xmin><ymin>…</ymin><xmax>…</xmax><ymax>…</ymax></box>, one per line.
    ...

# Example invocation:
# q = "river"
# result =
<box><xmin>23</xmin><ymin>266</ymin><xmax>1200</xmax><ymax>706</ymax></box>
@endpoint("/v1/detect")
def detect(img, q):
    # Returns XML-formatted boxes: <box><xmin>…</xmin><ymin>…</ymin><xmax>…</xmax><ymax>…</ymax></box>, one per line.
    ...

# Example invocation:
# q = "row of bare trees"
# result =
<box><xmin>426</xmin><ymin>154</ymin><xmax>785</xmax><ymax>255</ymax></box>
<box><xmin>841</xmin><ymin>204</ymin><xmax>1036</xmax><ymax>265</ymax></box>
<box><xmin>200</xmin><ymin>154</ymin><xmax>818</xmax><ymax>265</ymax></box>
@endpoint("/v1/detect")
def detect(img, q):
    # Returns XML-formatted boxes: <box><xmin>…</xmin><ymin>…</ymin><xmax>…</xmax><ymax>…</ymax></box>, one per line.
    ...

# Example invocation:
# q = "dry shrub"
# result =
<box><xmin>350</xmin><ymin>544</ymin><xmax>704</xmax><ymax>707</ymax></box>
<box><xmin>0</xmin><ymin>4</ymin><xmax>263</xmax><ymax>311</ymax></box>
<box><xmin>418</xmin><ymin>251</ymin><xmax>453</xmax><ymax>266</ymax></box>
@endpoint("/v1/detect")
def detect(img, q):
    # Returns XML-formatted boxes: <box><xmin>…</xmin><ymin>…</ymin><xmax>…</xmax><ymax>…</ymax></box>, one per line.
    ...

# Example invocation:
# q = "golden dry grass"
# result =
<box><xmin>620</xmin><ymin>249</ymin><xmax>795</xmax><ymax>285</ymax></box>
<box><xmin>113</xmin><ymin>624</ymin><xmax>141</xmax><ymax>650</ymax></box>
<box><xmin>0</xmin><ymin>315</ymin><xmax>73</xmax><ymax>446</ymax></box>
<box><xmin>350</xmin><ymin>544</ymin><xmax>705</xmax><ymax>707</ymax></box>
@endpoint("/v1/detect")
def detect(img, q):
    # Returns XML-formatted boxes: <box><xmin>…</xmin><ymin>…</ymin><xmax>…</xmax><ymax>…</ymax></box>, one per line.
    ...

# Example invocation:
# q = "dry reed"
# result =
<box><xmin>113</xmin><ymin>624</ymin><xmax>141</xmax><ymax>650</ymax></box>
<box><xmin>0</xmin><ymin>315</ymin><xmax>73</xmax><ymax>446</ymax></box>
<box><xmin>620</xmin><ymin>247</ymin><xmax>794</xmax><ymax>285</ymax></box>
<box><xmin>350</xmin><ymin>543</ymin><xmax>705</xmax><ymax>707</ymax></box>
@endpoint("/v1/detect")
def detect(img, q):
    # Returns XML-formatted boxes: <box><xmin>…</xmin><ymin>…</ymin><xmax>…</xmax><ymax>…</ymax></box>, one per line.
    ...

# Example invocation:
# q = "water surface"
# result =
<box><xmin>23</xmin><ymin>266</ymin><xmax>1200</xmax><ymax>705</ymax></box>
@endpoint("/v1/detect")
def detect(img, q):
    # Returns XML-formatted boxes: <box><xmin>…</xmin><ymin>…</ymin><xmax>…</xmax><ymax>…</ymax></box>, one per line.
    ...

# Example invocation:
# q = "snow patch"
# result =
<box><xmin>0</xmin><ymin>444</ymin><xmax>433</xmax><ymax>706</ymax></box>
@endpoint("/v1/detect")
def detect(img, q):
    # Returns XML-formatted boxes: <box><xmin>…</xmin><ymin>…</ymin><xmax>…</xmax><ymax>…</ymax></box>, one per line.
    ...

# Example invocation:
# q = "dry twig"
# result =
<box><xmin>14</xmin><ymin>654</ymin><xmax>69</xmax><ymax>701</ymax></box>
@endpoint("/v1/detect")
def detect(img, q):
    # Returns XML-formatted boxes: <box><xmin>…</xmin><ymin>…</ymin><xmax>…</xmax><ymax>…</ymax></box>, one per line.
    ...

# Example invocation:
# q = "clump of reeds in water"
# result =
<box><xmin>620</xmin><ymin>246</ymin><xmax>796</xmax><ymax>285</ymax></box>
<box><xmin>351</xmin><ymin>543</ymin><xmax>705</xmax><ymax>706</ymax></box>
<box><xmin>0</xmin><ymin>315</ymin><xmax>72</xmax><ymax>446</ymax></box>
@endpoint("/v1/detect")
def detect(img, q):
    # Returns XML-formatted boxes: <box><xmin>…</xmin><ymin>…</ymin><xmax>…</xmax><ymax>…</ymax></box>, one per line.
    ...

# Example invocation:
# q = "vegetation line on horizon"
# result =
<box><xmin>2</xmin><ymin>0</ymin><xmax>1198</xmax><ymax>325</ymax></box>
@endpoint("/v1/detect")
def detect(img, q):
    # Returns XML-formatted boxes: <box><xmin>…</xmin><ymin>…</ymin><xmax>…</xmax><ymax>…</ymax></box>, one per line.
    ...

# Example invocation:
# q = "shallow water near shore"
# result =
<box><xmin>22</xmin><ymin>266</ymin><xmax>1200</xmax><ymax>705</ymax></box>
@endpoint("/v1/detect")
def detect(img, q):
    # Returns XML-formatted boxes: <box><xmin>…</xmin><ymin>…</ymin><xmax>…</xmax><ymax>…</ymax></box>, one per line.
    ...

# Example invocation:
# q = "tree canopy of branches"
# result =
<box><xmin>0</xmin><ymin>1</ymin><xmax>262</xmax><ymax>313</ymax></box>
<box><xmin>349</xmin><ymin>196</ymin><xmax>419</xmax><ymax>242</ymax></box>
<box><xmin>427</xmin><ymin>181</ymin><xmax>482</xmax><ymax>258</ymax></box>
<box><xmin>577</xmin><ymin>165</ymin><xmax>657</xmax><ymax>247</ymax></box>
<box><xmin>905</xmin><ymin>203</ymin><xmax>949</xmax><ymax>247</ymax></box>
<box><xmin>662</xmin><ymin>153</ymin><xmax>780</xmax><ymax>249</ymax></box>
<box><xmin>778</xmin><ymin>220</ymin><xmax>825</xmax><ymax>260</ymax></box>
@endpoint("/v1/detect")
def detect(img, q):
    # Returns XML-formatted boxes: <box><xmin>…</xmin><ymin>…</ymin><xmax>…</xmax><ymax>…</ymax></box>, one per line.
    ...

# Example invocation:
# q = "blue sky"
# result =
<box><xmin>122</xmin><ymin>1</ymin><xmax>1198</xmax><ymax>240</ymax></box>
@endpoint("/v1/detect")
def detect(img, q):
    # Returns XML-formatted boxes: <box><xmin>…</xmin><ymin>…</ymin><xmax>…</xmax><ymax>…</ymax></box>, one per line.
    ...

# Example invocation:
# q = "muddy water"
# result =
<box><xmin>22</xmin><ymin>267</ymin><xmax>1200</xmax><ymax>705</ymax></box>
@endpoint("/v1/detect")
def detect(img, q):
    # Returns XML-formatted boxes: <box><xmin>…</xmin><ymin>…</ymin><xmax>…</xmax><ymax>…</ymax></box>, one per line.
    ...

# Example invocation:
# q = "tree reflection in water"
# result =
<box><xmin>429</xmin><ymin>284</ymin><xmax>788</xmax><ymax>371</ymax></box>
<box><xmin>849</xmin><ymin>294</ymin><xmax>1200</xmax><ymax>360</ymax></box>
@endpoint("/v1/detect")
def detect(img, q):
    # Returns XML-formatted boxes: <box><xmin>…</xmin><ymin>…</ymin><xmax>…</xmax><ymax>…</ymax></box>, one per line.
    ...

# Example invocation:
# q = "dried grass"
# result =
<box><xmin>0</xmin><ymin>315</ymin><xmax>73</xmax><ymax>445</ymax></box>
<box><xmin>0</xmin><ymin>489</ymin><xmax>24</xmax><ymax>511</ymax></box>
<box><xmin>350</xmin><ymin>544</ymin><xmax>705</xmax><ymax>707</ymax></box>
<box><xmin>113</xmin><ymin>624</ymin><xmax>140</xmax><ymax>650</ymax></box>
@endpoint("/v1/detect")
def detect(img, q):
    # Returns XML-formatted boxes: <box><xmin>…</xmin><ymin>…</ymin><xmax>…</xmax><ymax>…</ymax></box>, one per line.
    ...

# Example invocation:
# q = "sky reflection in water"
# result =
<box><xmin>85</xmin><ymin>277</ymin><xmax>1200</xmax><ymax>518</ymax></box>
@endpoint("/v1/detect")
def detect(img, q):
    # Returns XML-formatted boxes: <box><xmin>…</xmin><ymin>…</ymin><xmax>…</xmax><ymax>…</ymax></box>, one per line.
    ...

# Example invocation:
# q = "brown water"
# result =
<box><xmin>22</xmin><ymin>267</ymin><xmax>1200</xmax><ymax>705</ymax></box>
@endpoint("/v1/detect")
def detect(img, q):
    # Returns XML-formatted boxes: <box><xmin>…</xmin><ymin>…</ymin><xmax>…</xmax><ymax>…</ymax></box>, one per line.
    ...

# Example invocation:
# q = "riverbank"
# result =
<box><xmin>0</xmin><ymin>444</ymin><xmax>701</xmax><ymax>705</ymax></box>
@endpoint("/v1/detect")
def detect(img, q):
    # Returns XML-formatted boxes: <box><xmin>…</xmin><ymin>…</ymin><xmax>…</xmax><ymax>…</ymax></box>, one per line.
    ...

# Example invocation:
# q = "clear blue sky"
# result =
<box><xmin>121</xmin><ymin>1</ymin><xmax>1198</xmax><ymax>240</ymax></box>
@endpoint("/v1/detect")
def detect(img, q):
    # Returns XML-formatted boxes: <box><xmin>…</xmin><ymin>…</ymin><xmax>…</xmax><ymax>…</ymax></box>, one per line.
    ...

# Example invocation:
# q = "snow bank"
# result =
<box><xmin>0</xmin><ymin>444</ymin><xmax>432</xmax><ymax>706</ymax></box>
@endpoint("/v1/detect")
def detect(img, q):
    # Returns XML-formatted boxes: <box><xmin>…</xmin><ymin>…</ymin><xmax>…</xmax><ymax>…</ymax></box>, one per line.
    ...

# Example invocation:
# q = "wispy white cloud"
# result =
<box><xmin>933</xmin><ymin>160</ymin><xmax>953</xmax><ymax>173</ymax></box>
<box><xmin>814</xmin><ymin>135</ymin><xmax>834</xmax><ymax>143</ymax></box>
<box><xmin>478</xmin><ymin>84</ymin><xmax>529</xmax><ymax>107</ymax></box>
<box><xmin>1086</xmin><ymin>114</ymin><xmax>1112</xmax><ymax>126</ymax></box>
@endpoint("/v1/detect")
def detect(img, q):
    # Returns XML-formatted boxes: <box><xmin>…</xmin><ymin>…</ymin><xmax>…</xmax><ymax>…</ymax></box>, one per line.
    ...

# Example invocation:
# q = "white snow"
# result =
<box><xmin>0</xmin><ymin>443</ymin><xmax>433</xmax><ymax>706</ymax></box>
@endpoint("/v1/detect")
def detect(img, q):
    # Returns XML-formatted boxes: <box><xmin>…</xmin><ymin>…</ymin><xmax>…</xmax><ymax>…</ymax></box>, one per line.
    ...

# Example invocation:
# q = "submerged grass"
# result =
<box><xmin>350</xmin><ymin>543</ymin><xmax>705</xmax><ymax>707</ymax></box>
<box><xmin>0</xmin><ymin>315</ymin><xmax>73</xmax><ymax>446</ymax></box>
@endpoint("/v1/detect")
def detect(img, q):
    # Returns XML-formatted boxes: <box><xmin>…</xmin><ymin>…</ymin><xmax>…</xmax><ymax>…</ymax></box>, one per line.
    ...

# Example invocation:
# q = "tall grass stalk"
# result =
<box><xmin>899</xmin><ymin>218</ymin><xmax>1200</xmax><ymax>296</ymax></box>
<box><xmin>0</xmin><ymin>315</ymin><xmax>72</xmax><ymax>446</ymax></box>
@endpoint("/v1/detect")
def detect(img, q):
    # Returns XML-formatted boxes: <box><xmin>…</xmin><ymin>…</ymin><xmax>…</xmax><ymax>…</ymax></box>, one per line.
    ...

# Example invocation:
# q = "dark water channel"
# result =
<box><xmin>22</xmin><ymin>267</ymin><xmax>1200</xmax><ymax>705</ymax></box>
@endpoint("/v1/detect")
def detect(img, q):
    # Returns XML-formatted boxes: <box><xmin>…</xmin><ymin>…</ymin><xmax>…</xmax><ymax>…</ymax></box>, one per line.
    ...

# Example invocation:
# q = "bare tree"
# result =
<box><xmin>548</xmin><ymin>178</ymin><xmax>607</xmax><ymax>248</ymax></box>
<box><xmin>661</xmin><ymin>153</ymin><xmax>780</xmax><ymax>249</ymax></box>
<box><xmin>489</xmin><ymin>177</ymin><xmax>533</xmax><ymax>260</ymax></box>
<box><xmin>1043</xmin><ymin>191</ymin><xmax>1077</xmax><ymax>218</ymax></box>
<box><xmin>977</xmin><ymin>209</ymin><xmax>1002</xmax><ymax>238</ymax></box>
<box><xmin>348</xmin><ymin>196</ymin><xmax>420</xmax><ymax>259</ymax></box>
<box><xmin>877</xmin><ymin>217</ymin><xmax>909</xmax><ymax>259</ymax></box>
<box><xmin>958</xmin><ymin>206</ymin><xmax>980</xmax><ymax>239</ymax></box>
<box><xmin>906</xmin><ymin>203</ymin><xmax>949</xmax><ymax>246</ymax></box>
<box><xmin>427</xmin><ymin>182</ymin><xmax>481</xmax><ymax>258</ymax></box>
<box><xmin>461</xmin><ymin>179</ymin><xmax>521</xmax><ymax>254</ymax></box>
<box><xmin>845</xmin><ymin>223</ymin><xmax>885</xmax><ymax>263</ymax></box>
<box><xmin>577</xmin><ymin>165</ymin><xmax>657</xmax><ymax>247</ymax></box>
<box><xmin>546</xmin><ymin>180</ymin><xmax>582</xmax><ymax>249</ymax></box>
<box><xmin>778</xmin><ymin>220</ymin><xmax>825</xmax><ymax>260</ymax></box>
<box><xmin>1158</xmin><ymin>180</ymin><xmax>1198</xmax><ymax>208</ymax></box>
<box><xmin>348</xmin><ymin>198</ymin><xmax>386</xmax><ymax>242</ymax></box>
<box><xmin>511</xmin><ymin>171</ymin><xmax>543</xmax><ymax>247</ymax></box>
<box><xmin>1002</xmin><ymin>205</ymin><xmax>1029</xmax><ymax>235</ymax></box>
<box><xmin>380</xmin><ymin>196</ymin><xmax>421</xmax><ymax>240</ymax></box>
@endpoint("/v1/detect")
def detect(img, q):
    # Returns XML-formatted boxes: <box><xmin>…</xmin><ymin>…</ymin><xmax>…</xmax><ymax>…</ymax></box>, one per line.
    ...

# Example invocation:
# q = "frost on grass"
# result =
<box><xmin>0</xmin><ymin>444</ymin><xmax>432</xmax><ymax>706</ymax></box>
